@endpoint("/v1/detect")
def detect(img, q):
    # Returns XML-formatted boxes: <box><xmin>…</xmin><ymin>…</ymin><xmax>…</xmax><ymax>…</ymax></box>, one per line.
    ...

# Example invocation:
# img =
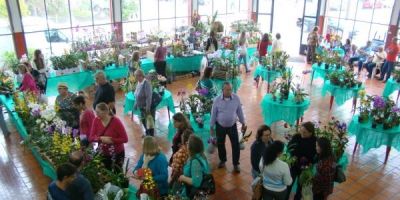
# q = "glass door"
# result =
<box><xmin>299</xmin><ymin>0</ymin><xmax>321</xmax><ymax>55</ymax></box>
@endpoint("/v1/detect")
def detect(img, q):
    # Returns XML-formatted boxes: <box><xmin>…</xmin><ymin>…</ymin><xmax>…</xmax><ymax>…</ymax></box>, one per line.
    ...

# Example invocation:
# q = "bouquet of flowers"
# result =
<box><xmin>357</xmin><ymin>90</ymin><xmax>372</xmax><ymax>123</ymax></box>
<box><xmin>136</xmin><ymin>168</ymin><xmax>160</xmax><ymax>200</ymax></box>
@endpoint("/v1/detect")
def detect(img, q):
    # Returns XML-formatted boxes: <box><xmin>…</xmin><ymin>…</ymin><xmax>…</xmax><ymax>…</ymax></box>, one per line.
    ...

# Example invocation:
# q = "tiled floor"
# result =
<box><xmin>1</xmin><ymin>59</ymin><xmax>400</xmax><ymax>200</ymax></box>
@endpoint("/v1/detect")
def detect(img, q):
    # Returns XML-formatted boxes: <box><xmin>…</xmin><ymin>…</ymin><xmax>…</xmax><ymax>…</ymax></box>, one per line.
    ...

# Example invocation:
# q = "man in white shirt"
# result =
<box><xmin>363</xmin><ymin>46</ymin><xmax>386</xmax><ymax>78</ymax></box>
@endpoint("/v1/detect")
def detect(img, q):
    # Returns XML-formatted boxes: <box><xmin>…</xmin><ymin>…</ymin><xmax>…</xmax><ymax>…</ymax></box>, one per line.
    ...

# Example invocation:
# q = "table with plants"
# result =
<box><xmin>311</xmin><ymin>47</ymin><xmax>345</xmax><ymax>85</ymax></box>
<box><xmin>382</xmin><ymin>70</ymin><xmax>400</xmax><ymax>99</ymax></box>
<box><xmin>209</xmin><ymin>52</ymin><xmax>242</xmax><ymax>94</ymax></box>
<box><xmin>350</xmin><ymin>93</ymin><xmax>400</xmax><ymax>164</ymax></box>
<box><xmin>168</xmin><ymin>93</ymin><xmax>213</xmax><ymax>147</ymax></box>
<box><xmin>253</xmin><ymin>51</ymin><xmax>290</xmax><ymax>92</ymax></box>
<box><xmin>260</xmin><ymin>69</ymin><xmax>310</xmax><ymax>126</ymax></box>
<box><xmin>0</xmin><ymin>92</ymin><xmax>137</xmax><ymax>199</ymax></box>
<box><xmin>322</xmin><ymin>71</ymin><xmax>364</xmax><ymax>110</ymax></box>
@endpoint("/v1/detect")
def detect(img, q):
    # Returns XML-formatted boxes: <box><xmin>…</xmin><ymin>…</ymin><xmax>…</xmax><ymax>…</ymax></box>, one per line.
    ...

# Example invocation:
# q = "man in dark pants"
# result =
<box><xmin>210</xmin><ymin>82</ymin><xmax>246</xmax><ymax>173</ymax></box>
<box><xmin>93</xmin><ymin>71</ymin><xmax>116</xmax><ymax>114</ymax></box>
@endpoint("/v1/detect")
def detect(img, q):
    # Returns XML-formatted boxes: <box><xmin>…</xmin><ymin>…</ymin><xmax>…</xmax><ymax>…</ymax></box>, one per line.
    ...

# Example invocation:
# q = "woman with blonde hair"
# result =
<box><xmin>133</xmin><ymin>136</ymin><xmax>169</xmax><ymax>196</ymax></box>
<box><xmin>89</xmin><ymin>103</ymin><xmax>128</xmax><ymax>172</ymax></box>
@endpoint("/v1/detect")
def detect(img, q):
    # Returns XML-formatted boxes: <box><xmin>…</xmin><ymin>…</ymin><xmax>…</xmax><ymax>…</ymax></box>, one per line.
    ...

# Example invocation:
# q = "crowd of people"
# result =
<box><xmin>2</xmin><ymin>26</ymin><xmax>398</xmax><ymax>200</ymax></box>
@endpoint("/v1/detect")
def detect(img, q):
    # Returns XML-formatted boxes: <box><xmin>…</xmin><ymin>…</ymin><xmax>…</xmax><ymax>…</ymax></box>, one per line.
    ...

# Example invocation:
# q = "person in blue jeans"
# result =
<box><xmin>347</xmin><ymin>41</ymin><xmax>372</xmax><ymax>73</ymax></box>
<box><xmin>379</xmin><ymin>37</ymin><xmax>399</xmax><ymax>82</ymax></box>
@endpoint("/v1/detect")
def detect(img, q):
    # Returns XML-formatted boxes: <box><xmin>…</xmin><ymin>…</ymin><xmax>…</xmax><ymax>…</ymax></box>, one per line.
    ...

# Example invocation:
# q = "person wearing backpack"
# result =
<box><xmin>179</xmin><ymin>135</ymin><xmax>214</xmax><ymax>199</ymax></box>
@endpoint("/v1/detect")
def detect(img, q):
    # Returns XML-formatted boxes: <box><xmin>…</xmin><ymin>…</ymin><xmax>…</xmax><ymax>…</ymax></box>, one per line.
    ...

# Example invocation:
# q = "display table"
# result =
<box><xmin>211</xmin><ymin>77</ymin><xmax>242</xmax><ymax>95</ymax></box>
<box><xmin>123</xmin><ymin>90</ymin><xmax>176</xmax><ymax>119</ymax></box>
<box><xmin>253</xmin><ymin>65</ymin><xmax>282</xmax><ymax>91</ymax></box>
<box><xmin>310</xmin><ymin>63</ymin><xmax>345</xmax><ymax>85</ymax></box>
<box><xmin>141</xmin><ymin>54</ymin><xmax>204</xmax><ymax>74</ymax></box>
<box><xmin>168</xmin><ymin>114</ymin><xmax>211</xmax><ymax>147</ymax></box>
<box><xmin>321</xmin><ymin>80</ymin><xmax>364</xmax><ymax>110</ymax></box>
<box><xmin>382</xmin><ymin>78</ymin><xmax>400</xmax><ymax>101</ymax></box>
<box><xmin>349</xmin><ymin>115</ymin><xmax>400</xmax><ymax>164</ymax></box>
<box><xmin>260</xmin><ymin>93</ymin><xmax>310</xmax><ymax>126</ymax></box>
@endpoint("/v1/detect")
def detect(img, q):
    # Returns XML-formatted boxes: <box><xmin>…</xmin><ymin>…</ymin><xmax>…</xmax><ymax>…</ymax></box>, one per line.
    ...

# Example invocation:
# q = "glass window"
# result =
<box><xmin>92</xmin><ymin>0</ymin><xmax>111</xmax><ymax>24</ymax></box>
<box><xmin>338</xmin><ymin>19</ymin><xmax>355</xmax><ymax>41</ymax></box>
<box><xmin>326</xmin><ymin>0</ymin><xmax>340</xmax><ymax>18</ymax></box>
<box><xmin>122</xmin><ymin>0</ymin><xmax>140</xmax><ymax>21</ymax></box>
<box><xmin>214</xmin><ymin>0</ymin><xmax>226</xmax><ymax>15</ymax></box>
<box><xmin>159</xmin><ymin>19</ymin><xmax>176</xmax><ymax>35</ymax></box>
<box><xmin>339</xmin><ymin>0</ymin><xmax>357</xmax><ymax>20</ymax></box>
<box><xmin>49</xmin><ymin>29</ymin><xmax>72</xmax><ymax>56</ymax></box>
<box><xmin>198</xmin><ymin>0</ymin><xmax>212</xmax><ymax>16</ymax></box>
<box><xmin>142</xmin><ymin>20</ymin><xmax>159</xmax><ymax>34</ymax></box>
<box><xmin>355</xmin><ymin>0</ymin><xmax>374</xmax><ymax>22</ymax></box>
<box><xmin>0</xmin><ymin>0</ymin><xmax>12</xmax><ymax>34</ymax></box>
<box><xmin>25</xmin><ymin>31</ymin><xmax>52</xmax><ymax>57</ymax></box>
<box><xmin>258</xmin><ymin>0</ymin><xmax>272</xmax><ymax>14</ymax></box>
<box><xmin>372</xmin><ymin>0</ymin><xmax>394</xmax><ymax>24</ymax></box>
<box><xmin>160</xmin><ymin>0</ymin><xmax>175</xmax><ymax>19</ymax></box>
<box><xmin>70</xmin><ymin>0</ymin><xmax>93</xmax><ymax>27</ymax></box>
<box><xmin>93</xmin><ymin>25</ymin><xmax>112</xmax><ymax>40</ymax></box>
<box><xmin>369</xmin><ymin>24</ymin><xmax>388</xmax><ymax>41</ymax></box>
<box><xmin>176</xmin><ymin>0</ymin><xmax>189</xmax><ymax>17</ymax></box>
<box><xmin>123</xmin><ymin>22</ymin><xmax>141</xmax><ymax>41</ymax></box>
<box><xmin>258</xmin><ymin>14</ymin><xmax>271</xmax><ymax>33</ymax></box>
<box><xmin>227</xmin><ymin>0</ymin><xmax>238</xmax><ymax>13</ymax></box>
<box><xmin>141</xmin><ymin>0</ymin><xmax>158</xmax><ymax>20</ymax></box>
<box><xmin>304</xmin><ymin>0</ymin><xmax>318</xmax><ymax>17</ymax></box>
<box><xmin>20</xmin><ymin>0</ymin><xmax>48</xmax><ymax>32</ymax></box>
<box><xmin>45</xmin><ymin>0</ymin><xmax>70</xmax><ymax>29</ymax></box>
<box><xmin>239</xmin><ymin>0</ymin><xmax>248</xmax><ymax>12</ymax></box>
<box><xmin>0</xmin><ymin>35</ymin><xmax>15</xmax><ymax>67</ymax></box>
<box><xmin>176</xmin><ymin>17</ymin><xmax>188</xmax><ymax>29</ymax></box>
<box><xmin>72</xmin><ymin>25</ymin><xmax>94</xmax><ymax>41</ymax></box>
<box><xmin>352</xmin><ymin>21</ymin><xmax>370</xmax><ymax>46</ymax></box>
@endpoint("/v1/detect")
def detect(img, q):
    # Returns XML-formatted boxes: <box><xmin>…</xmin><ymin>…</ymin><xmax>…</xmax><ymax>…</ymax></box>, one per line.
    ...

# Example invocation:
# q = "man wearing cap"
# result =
<box><xmin>93</xmin><ymin>71</ymin><xmax>116</xmax><ymax>114</ymax></box>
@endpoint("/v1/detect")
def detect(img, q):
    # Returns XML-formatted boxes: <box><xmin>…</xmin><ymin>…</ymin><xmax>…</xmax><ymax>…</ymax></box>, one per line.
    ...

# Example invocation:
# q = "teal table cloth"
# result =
<box><xmin>253</xmin><ymin>65</ymin><xmax>282</xmax><ymax>83</ymax></box>
<box><xmin>322</xmin><ymin>80</ymin><xmax>364</xmax><ymax>106</ymax></box>
<box><xmin>168</xmin><ymin>114</ymin><xmax>211</xmax><ymax>148</ymax></box>
<box><xmin>382</xmin><ymin>78</ymin><xmax>400</xmax><ymax>97</ymax></box>
<box><xmin>260</xmin><ymin>93</ymin><xmax>310</xmax><ymax>125</ymax></box>
<box><xmin>311</xmin><ymin>63</ymin><xmax>345</xmax><ymax>82</ymax></box>
<box><xmin>348</xmin><ymin>115</ymin><xmax>400</xmax><ymax>153</ymax></box>
<box><xmin>333</xmin><ymin>47</ymin><xmax>345</xmax><ymax>58</ymax></box>
<box><xmin>123</xmin><ymin>90</ymin><xmax>176</xmax><ymax>115</ymax></box>
<box><xmin>211</xmin><ymin>77</ymin><xmax>242</xmax><ymax>95</ymax></box>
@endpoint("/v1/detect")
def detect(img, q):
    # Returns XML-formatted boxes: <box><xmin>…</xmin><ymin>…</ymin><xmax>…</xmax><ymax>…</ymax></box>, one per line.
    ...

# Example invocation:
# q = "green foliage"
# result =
<box><xmin>50</xmin><ymin>52</ymin><xmax>81</xmax><ymax>70</ymax></box>
<box><xmin>71</xmin><ymin>1</ymin><xmax>92</xmax><ymax>20</ymax></box>
<box><xmin>0</xmin><ymin>0</ymin><xmax>29</xmax><ymax>17</ymax></box>
<box><xmin>299</xmin><ymin>167</ymin><xmax>313</xmax><ymax>186</ymax></box>
<box><xmin>121</xmin><ymin>0</ymin><xmax>139</xmax><ymax>21</ymax></box>
<box><xmin>1</xmin><ymin>51</ymin><xmax>19</xmax><ymax>73</ymax></box>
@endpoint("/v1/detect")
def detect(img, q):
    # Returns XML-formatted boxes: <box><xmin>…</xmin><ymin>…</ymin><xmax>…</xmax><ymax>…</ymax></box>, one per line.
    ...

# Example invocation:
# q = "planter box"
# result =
<box><xmin>55</xmin><ymin>70</ymin><xmax>65</xmax><ymax>76</ymax></box>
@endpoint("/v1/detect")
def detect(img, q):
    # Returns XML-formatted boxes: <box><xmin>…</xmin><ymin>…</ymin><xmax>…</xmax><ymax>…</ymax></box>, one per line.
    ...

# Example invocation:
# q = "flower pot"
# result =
<box><xmin>383</xmin><ymin>123</ymin><xmax>391</xmax><ymax>130</ymax></box>
<box><xmin>358</xmin><ymin>115</ymin><xmax>368</xmax><ymax>123</ymax></box>
<box><xmin>325</xmin><ymin>64</ymin><xmax>329</xmax><ymax>70</ymax></box>
<box><xmin>396</xmin><ymin>79</ymin><xmax>400</xmax><ymax>83</ymax></box>
<box><xmin>371</xmin><ymin>123</ymin><xmax>377</xmax><ymax>128</ymax></box>
<box><xmin>317</xmin><ymin>62</ymin><xmax>322</xmax><ymax>67</ymax></box>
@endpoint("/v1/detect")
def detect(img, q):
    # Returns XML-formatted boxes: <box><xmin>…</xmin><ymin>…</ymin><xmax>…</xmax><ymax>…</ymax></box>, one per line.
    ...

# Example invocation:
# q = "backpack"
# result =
<box><xmin>186</xmin><ymin>157</ymin><xmax>216</xmax><ymax>198</ymax></box>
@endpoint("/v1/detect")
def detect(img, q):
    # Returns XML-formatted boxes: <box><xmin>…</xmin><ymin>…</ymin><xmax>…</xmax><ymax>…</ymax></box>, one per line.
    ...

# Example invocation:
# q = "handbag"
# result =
<box><xmin>334</xmin><ymin>164</ymin><xmax>346</xmax><ymax>183</ymax></box>
<box><xmin>251</xmin><ymin>176</ymin><xmax>263</xmax><ymax>200</ymax></box>
<box><xmin>186</xmin><ymin>158</ymin><xmax>216</xmax><ymax>198</ymax></box>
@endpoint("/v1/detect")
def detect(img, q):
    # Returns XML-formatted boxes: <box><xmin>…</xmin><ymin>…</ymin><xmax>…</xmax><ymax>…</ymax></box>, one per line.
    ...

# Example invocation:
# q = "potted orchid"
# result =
<box><xmin>371</xmin><ymin>96</ymin><xmax>386</xmax><ymax>128</ymax></box>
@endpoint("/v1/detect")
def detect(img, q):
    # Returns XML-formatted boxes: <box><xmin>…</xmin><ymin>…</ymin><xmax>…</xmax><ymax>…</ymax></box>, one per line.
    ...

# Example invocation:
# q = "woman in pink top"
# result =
<box><xmin>73</xmin><ymin>95</ymin><xmax>95</xmax><ymax>145</ymax></box>
<box><xmin>89</xmin><ymin>103</ymin><xmax>128</xmax><ymax>172</ymax></box>
<box><xmin>154</xmin><ymin>38</ymin><xmax>168</xmax><ymax>77</ymax></box>
<box><xmin>18</xmin><ymin>64</ymin><xmax>39</xmax><ymax>94</ymax></box>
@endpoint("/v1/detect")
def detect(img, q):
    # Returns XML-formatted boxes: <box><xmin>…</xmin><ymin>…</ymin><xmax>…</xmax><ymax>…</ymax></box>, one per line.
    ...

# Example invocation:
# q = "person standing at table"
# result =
<box><xmin>55</xmin><ymin>83</ymin><xmax>79</xmax><ymax>129</ymax></box>
<box><xmin>313</xmin><ymin>137</ymin><xmax>336</xmax><ymax>200</ymax></box>
<box><xmin>206</xmin><ymin>31</ymin><xmax>218</xmax><ymax>53</ymax></box>
<box><xmin>258</xmin><ymin>33</ymin><xmax>272</xmax><ymax>58</ymax></box>
<box><xmin>307</xmin><ymin>27</ymin><xmax>319</xmax><ymax>64</ymax></box>
<box><xmin>210</xmin><ymin>82</ymin><xmax>246</xmax><ymax>173</ymax></box>
<box><xmin>379</xmin><ymin>37</ymin><xmax>399</xmax><ymax>82</ymax></box>
<box><xmin>130</xmin><ymin>51</ymin><xmax>141</xmax><ymax>73</ymax></box>
<box><xmin>48</xmin><ymin>163</ymin><xmax>77</xmax><ymax>200</ymax></box>
<box><xmin>154</xmin><ymin>38</ymin><xmax>168</xmax><ymax>78</ymax></box>
<box><xmin>93</xmin><ymin>71</ymin><xmax>116</xmax><ymax>114</ymax></box>
<box><xmin>32</xmin><ymin>49</ymin><xmax>47</xmax><ymax>94</ymax></box>
<box><xmin>73</xmin><ymin>95</ymin><xmax>95</xmax><ymax>145</ymax></box>
<box><xmin>134</xmin><ymin>69</ymin><xmax>155</xmax><ymax>136</ymax></box>
<box><xmin>18</xmin><ymin>64</ymin><xmax>39</xmax><ymax>94</ymax></box>
<box><xmin>250</xmin><ymin>125</ymin><xmax>273</xmax><ymax>179</ymax></box>
<box><xmin>272</xmin><ymin>33</ymin><xmax>283</xmax><ymax>53</ymax></box>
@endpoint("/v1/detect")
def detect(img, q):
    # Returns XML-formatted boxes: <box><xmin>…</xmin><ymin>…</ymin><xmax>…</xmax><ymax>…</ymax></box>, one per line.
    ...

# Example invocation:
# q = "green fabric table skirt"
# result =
<box><xmin>349</xmin><ymin>115</ymin><xmax>400</xmax><ymax>153</ymax></box>
<box><xmin>253</xmin><ymin>65</ymin><xmax>282</xmax><ymax>83</ymax></box>
<box><xmin>141</xmin><ymin>54</ymin><xmax>204</xmax><ymax>73</ymax></box>
<box><xmin>123</xmin><ymin>90</ymin><xmax>176</xmax><ymax>115</ymax></box>
<box><xmin>382</xmin><ymin>78</ymin><xmax>400</xmax><ymax>97</ymax></box>
<box><xmin>211</xmin><ymin>77</ymin><xmax>242</xmax><ymax>95</ymax></box>
<box><xmin>311</xmin><ymin>63</ymin><xmax>345</xmax><ymax>81</ymax></box>
<box><xmin>168</xmin><ymin>114</ymin><xmax>211</xmax><ymax>148</ymax></box>
<box><xmin>321</xmin><ymin>80</ymin><xmax>364</xmax><ymax>106</ymax></box>
<box><xmin>260</xmin><ymin>93</ymin><xmax>310</xmax><ymax>125</ymax></box>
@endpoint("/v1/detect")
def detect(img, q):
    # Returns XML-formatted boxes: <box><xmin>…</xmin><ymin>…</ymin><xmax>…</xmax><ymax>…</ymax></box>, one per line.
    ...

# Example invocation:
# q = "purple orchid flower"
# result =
<box><xmin>373</xmin><ymin>96</ymin><xmax>386</xmax><ymax>109</ymax></box>
<box><xmin>72</xmin><ymin>129</ymin><xmax>80</xmax><ymax>138</ymax></box>
<box><xmin>391</xmin><ymin>107</ymin><xmax>400</xmax><ymax>113</ymax></box>
<box><xmin>198</xmin><ymin>88</ymin><xmax>209</xmax><ymax>96</ymax></box>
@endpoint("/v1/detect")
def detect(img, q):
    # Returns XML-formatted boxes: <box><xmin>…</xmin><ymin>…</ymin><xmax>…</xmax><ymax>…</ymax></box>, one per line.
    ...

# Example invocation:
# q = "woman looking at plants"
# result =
<box><xmin>169</xmin><ymin>129</ymin><xmax>193</xmax><ymax>192</ymax></box>
<box><xmin>313</xmin><ymin>137</ymin><xmax>336</xmax><ymax>200</ymax></box>
<box><xmin>258</xmin><ymin>33</ymin><xmax>272</xmax><ymax>58</ymax></box>
<box><xmin>130</xmin><ymin>51</ymin><xmax>141</xmax><ymax>73</ymax></box>
<box><xmin>259</xmin><ymin>140</ymin><xmax>292</xmax><ymax>200</ymax></box>
<box><xmin>154</xmin><ymin>38</ymin><xmax>168</xmax><ymax>78</ymax></box>
<box><xmin>73</xmin><ymin>95</ymin><xmax>95</xmax><ymax>146</ymax></box>
<box><xmin>55</xmin><ymin>83</ymin><xmax>79</xmax><ymax>129</ymax></box>
<box><xmin>32</xmin><ymin>49</ymin><xmax>47</xmax><ymax>94</ymax></box>
<box><xmin>286</xmin><ymin>121</ymin><xmax>317</xmax><ymax>200</ymax></box>
<box><xmin>197</xmin><ymin>67</ymin><xmax>217</xmax><ymax>98</ymax></box>
<box><xmin>250</xmin><ymin>125</ymin><xmax>274</xmax><ymax>179</ymax></box>
<box><xmin>238</xmin><ymin>31</ymin><xmax>250</xmax><ymax>73</ymax></box>
<box><xmin>178</xmin><ymin>135</ymin><xmax>211</xmax><ymax>198</ymax></box>
<box><xmin>205</xmin><ymin>31</ymin><xmax>218</xmax><ymax>53</ymax></box>
<box><xmin>133</xmin><ymin>136</ymin><xmax>169</xmax><ymax>197</ymax></box>
<box><xmin>89</xmin><ymin>103</ymin><xmax>128</xmax><ymax>172</ymax></box>
<box><xmin>170</xmin><ymin>113</ymin><xmax>193</xmax><ymax>164</ymax></box>
<box><xmin>18</xmin><ymin>64</ymin><xmax>39</xmax><ymax>94</ymax></box>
